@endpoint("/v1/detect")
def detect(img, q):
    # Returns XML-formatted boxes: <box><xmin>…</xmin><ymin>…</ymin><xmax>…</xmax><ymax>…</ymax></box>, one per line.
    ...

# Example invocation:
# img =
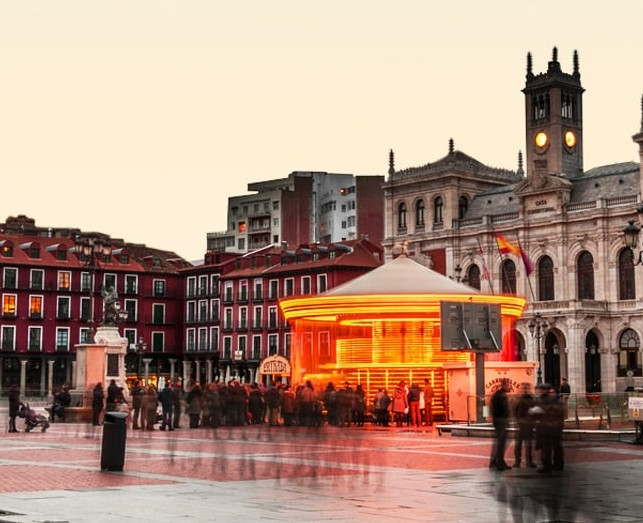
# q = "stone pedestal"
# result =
<box><xmin>72</xmin><ymin>326</ymin><xmax>130</xmax><ymax>412</ymax></box>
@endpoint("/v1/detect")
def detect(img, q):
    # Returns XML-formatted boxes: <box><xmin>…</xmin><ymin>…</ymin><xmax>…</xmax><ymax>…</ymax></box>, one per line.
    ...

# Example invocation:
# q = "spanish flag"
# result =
<box><xmin>495</xmin><ymin>233</ymin><xmax>534</xmax><ymax>275</ymax></box>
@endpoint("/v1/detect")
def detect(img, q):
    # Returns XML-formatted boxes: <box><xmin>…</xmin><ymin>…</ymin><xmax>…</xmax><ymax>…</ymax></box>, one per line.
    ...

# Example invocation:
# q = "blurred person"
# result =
<box><xmin>158</xmin><ymin>381</ymin><xmax>174</xmax><ymax>430</ymax></box>
<box><xmin>143</xmin><ymin>385</ymin><xmax>158</xmax><ymax>430</ymax></box>
<box><xmin>560</xmin><ymin>377</ymin><xmax>571</xmax><ymax>419</ymax></box>
<box><xmin>130</xmin><ymin>379</ymin><xmax>145</xmax><ymax>429</ymax></box>
<box><xmin>50</xmin><ymin>386</ymin><xmax>71</xmax><ymax>422</ymax></box>
<box><xmin>266</xmin><ymin>382</ymin><xmax>281</xmax><ymax>426</ymax></box>
<box><xmin>92</xmin><ymin>382</ymin><xmax>104</xmax><ymax>426</ymax></box>
<box><xmin>336</xmin><ymin>382</ymin><xmax>354</xmax><ymax>427</ymax></box>
<box><xmin>248</xmin><ymin>383</ymin><xmax>264</xmax><ymax>425</ymax></box>
<box><xmin>323</xmin><ymin>382</ymin><xmax>338</xmax><ymax>426</ymax></box>
<box><xmin>513</xmin><ymin>382</ymin><xmax>536</xmax><ymax>468</ymax></box>
<box><xmin>172</xmin><ymin>380</ymin><xmax>183</xmax><ymax>428</ymax></box>
<box><xmin>186</xmin><ymin>382</ymin><xmax>203</xmax><ymax>428</ymax></box>
<box><xmin>489</xmin><ymin>379</ymin><xmax>511</xmax><ymax>471</ymax></box>
<box><xmin>536</xmin><ymin>383</ymin><xmax>565</xmax><ymax>473</ymax></box>
<box><xmin>105</xmin><ymin>379</ymin><xmax>120</xmax><ymax>413</ymax></box>
<box><xmin>353</xmin><ymin>384</ymin><xmax>366</xmax><ymax>427</ymax></box>
<box><xmin>281</xmin><ymin>385</ymin><xmax>296</xmax><ymax>426</ymax></box>
<box><xmin>8</xmin><ymin>383</ymin><xmax>20</xmax><ymax>433</ymax></box>
<box><xmin>423</xmin><ymin>378</ymin><xmax>434</xmax><ymax>426</ymax></box>
<box><xmin>408</xmin><ymin>382</ymin><xmax>421</xmax><ymax>428</ymax></box>
<box><xmin>373</xmin><ymin>388</ymin><xmax>391</xmax><ymax>427</ymax></box>
<box><xmin>392</xmin><ymin>380</ymin><xmax>408</xmax><ymax>428</ymax></box>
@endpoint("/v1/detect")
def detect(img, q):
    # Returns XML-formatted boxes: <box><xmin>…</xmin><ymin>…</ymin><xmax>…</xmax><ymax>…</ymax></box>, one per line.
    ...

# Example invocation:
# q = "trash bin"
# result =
<box><xmin>100</xmin><ymin>411</ymin><xmax>128</xmax><ymax>471</ymax></box>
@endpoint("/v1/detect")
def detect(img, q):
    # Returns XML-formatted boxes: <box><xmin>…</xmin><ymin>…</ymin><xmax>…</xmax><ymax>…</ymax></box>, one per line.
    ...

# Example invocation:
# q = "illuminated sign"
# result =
<box><xmin>259</xmin><ymin>354</ymin><xmax>291</xmax><ymax>375</ymax></box>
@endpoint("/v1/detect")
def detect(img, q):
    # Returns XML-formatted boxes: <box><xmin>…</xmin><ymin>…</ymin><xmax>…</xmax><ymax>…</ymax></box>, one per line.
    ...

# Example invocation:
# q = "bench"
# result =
<box><xmin>45</xmin><ymin>406</ymin><xmax>92</xmax><ymax>423</ymax></box>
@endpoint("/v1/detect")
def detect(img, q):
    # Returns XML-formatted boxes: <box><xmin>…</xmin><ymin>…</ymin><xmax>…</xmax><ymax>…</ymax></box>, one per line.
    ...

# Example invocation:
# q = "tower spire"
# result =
<box><xmin>517</xmin><ymin>151</ymin><xmax>524</xmax><ymax>177</ymax></box>
<box><xmin>526</xmin><ymin>52</ymin><xmax>533</xmax><ymax>78</ymax></box>
<box><xmin>573</xmin><ymin>49</ymin><xmax>580</xmax><ymax>77</ymax></box>
<box><xmin>388</xmin><ymin>149</ymin><xmax>395</xmax><ymax>178</ymax></box>
<box><xmin>448</xmin><ymin>138</ymin><xmax>454</xmax><ymax>155</ymax></box>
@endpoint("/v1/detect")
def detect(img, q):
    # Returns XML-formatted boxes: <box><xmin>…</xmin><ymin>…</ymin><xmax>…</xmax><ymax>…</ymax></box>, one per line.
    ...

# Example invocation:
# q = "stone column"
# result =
<box><xmin>194</xmin><ymin>360</ymin><xmax>201</xmax><ymax>384</ymax></box>
<box><xmin>169</xmin><ymin>358</ymin><xmax>177</xmax><ymax>380</ymax></box>
<box><xmin>47</xmin><ymin>359</ymin><xmax>55</xmax><ymax>398</ymax></box>
<box><xmin>19</xmin><ymin>359</ymin><xmax>27</xmax><ymax>396</ymax></box>
<box><xmin>205</xmin><ymin>360</ymin><xmax>213</xmax><ymax>384</ymax></box>
<box><xmin>71</xmin><ymin>360</ymin><xmax>78</xmax><ymax>389</ymax></box>
<box><xmin>183</xmin><ymin>360</ymin><xmax>190</xmax><ymax>386</ymax></box>
<box><xmin>40</xmin><ymin>358</ymin><xmax>47</xmax><ymax>397</ymax></box>
<box><xmin>601</xmin><ymin>347</ymin><xmax>616</xmax><ymax>393</ymax></box>
<box><xmin>566</xmin><ymin>318</ymin><xmax>586</xmax><ymax>393</ymax></box>
<box><xmin>143</xmin><ymin>358</ymin><xmax>152</xmax><ymax>386</ymax></box>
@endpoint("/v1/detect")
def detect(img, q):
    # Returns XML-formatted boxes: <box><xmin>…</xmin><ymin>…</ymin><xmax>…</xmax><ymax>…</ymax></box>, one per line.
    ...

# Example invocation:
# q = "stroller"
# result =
<box><xmin>18</xmin><ymin>403</ymin><xmax>51</xmax><ymax>433</ymax></box>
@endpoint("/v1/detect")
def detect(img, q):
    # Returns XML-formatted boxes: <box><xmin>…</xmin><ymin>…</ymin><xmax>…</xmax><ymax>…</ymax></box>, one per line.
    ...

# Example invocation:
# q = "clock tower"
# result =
<box><xmin>522</xmin><ymin>47</ymin><xmax>585</xmax><ymax>177</ymax></box>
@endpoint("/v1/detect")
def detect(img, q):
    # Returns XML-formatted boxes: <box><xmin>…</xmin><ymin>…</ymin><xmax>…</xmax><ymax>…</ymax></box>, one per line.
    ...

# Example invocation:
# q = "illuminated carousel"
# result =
<box><xmin>279</xmin><ymin>255</ymin><xmax>527</xmax><ymax>420</ymax></box>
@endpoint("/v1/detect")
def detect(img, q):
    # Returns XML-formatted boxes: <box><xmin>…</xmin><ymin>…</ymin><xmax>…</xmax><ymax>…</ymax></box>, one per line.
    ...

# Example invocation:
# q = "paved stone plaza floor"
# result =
<box><xmin>1</xmin><ymin>420</ymin><xmax>643</xmax><ymax>522</ymax></box>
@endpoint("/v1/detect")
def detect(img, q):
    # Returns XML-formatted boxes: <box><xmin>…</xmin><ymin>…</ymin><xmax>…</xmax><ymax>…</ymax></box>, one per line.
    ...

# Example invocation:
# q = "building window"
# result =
<box><xmin>187</xmin><ymin>277</ymin><xmax>196</xmax><ymax>298</ymax></box>
<box><xmin>254</xmin><ymin>307</ymin><xmax>263</xmax><ymax>329</ymax></box>
<box><xmin>1</xmin><ymin>326</ymin><xmax>15</xmax><ymax>350</ymax></box>
<box><xmin>238</xmin><ymin>336</ymin><xmax>247</xmax><ymax>358</ymax></box>
<box><xmin>79</xmin><ymin>328</ymin><xmax>91</xmax><ymax>344</ymax></box>
<box><xmin>239</xmin><ymin>307</ymin><xmax>247</xmax><ymax>329</ymax></box>
<box><xmin>284</xmin><ymin>278</ymin><xmax>294</xmax><ymax>297</ymax></box>
<box><xmin>153</xmin><ymin>280</ymin><xmax>166</xmax><ymax>297</ymax></box>
<box><xmin>123</xmin><ymin>329</ymin><xmax>136</xmax><ymax>349</ymax></box>
<box><xmin>29</xmin><ymin>295</ymin><xmax>43</xmax><ymax>319</ymax></box>
<box><xmin>538</xmin><ymin>256</ymin><xmax>555</xmax><ymax>301</ymax></box>
<box><xmin>467</xmin><ymin>265</ymin><xmax>481</xmax><ymax>290</ymax></box>
<box><xmin>56</xmin><ymin>328</ymin><xmax>70</xmax><ymax>351</ymax></box>
<box><xmin>81</xmin><ymin>272</ymin><xmax>92</xmax><ymax>293</ymax></box>
<box><xmin>152</xmin><ymin>332</ymin><xmax>164</xmax><ymax>353</ymax></box>
<box><xmin>186</xmin><ymin>329</ymin><xmax>196</xmax><ymax>351</ymax></box>
<box><xmin>619</xmin><ymin>248</ymin><xmax>635</xmax><ymax>300</ymax></box>
<box><xmin>398</xmin><ymin>202</ymin><xmax>407</xmax><ymax>230</ymax></box>
<box><xmin>269</xmin><ymin>280</ymin><xmax>279</xmax><ymax>300</ymax></box>
<box><xmin>57</xmin><ymin>296</ymin><xmax>71</xmax><ymax>320</ymax></box>
<box><xmin>125</xmin><ymin>300</ymin><xmax>137</xmax><ymax>322</ymax></box>
<box><xmin>268</xmin><ymin>334</ymin><xmax>278</xmax><ymax>355</ymax></box>
<box><xmin>198</xmin><ymin>328</ymin><xmax>208</xmax><ymax>351</ymax></box>
<box><xmin>30</xmin><ymin>269</ymin><xmax>44</xmax><ymax>290</ymax></box>
<box><xmin>103</xmin><ymin>273</ymin><xmax>116</xmax><ymax>291</ymax></box>
<box><xmin>187</xmin><ymin>301</ymin><xmax>196</xmax><ymax>323</ymax></box>
<box><xmin>252</xmin><ymin>335</ymin><xmax>261</xmax><ymax>359</ymax></box>
<box><xmin>224</xmin><ymin>308</ymin><xmax>233</xmax><ymax>330</ymax></box>
<box><xmin>268</xmin><ymin>306</ymin><xmax>278</xmax><ymax>329</ymax></box>
<box><xmin>198</xmin><ymin>300</ymin><xmax>208</xmax><ymax>322</ymax></box>
<box><xmin>239</xmin><ymin>280</ymin><xmax>248</xmax><ymax>301</ymax></box>
<box><xmin>458</xmin><ymin>196</ymin><xmax>468</xmax><ymax>220</ymax></box>
<box><xmin>198</xmin><ymin>276</ymin><xmax>208</xmax><ymax>296</ymax></box>
<box><xmin>58</xmin><ymin>271</ymin><xmax>71</xmax><ymax>290</ymax></box>
<box><xmin>125</xmin><ymin>275</ymin><xmax>138</xmax><ymax>294</ymax></box>
<box><xmin>501</xmin><ymin>260</ymin><xmax>516</xmax><ymax>295</ymax></box>
<box><xmin>577</xmin><ymin>251</ymin><xmax>595</xmax><ymax>300</ymax></box>
<box><xmin>254</xmin><ymin>279</ymin><xmax>263</xmax><ymax>300</ymax></box>
<box><xmin>415</xmin><ymin>200</ymin><xmax>425</xmax><ymax>226</ymax></box>
<box><xmin>2</xmin><ymin>294</ymin><xmax>16</xmax><ymax>317</ymax></box>
<box><xmin>210</xmin><ymin>299</ymin><xmax>219</xmax><ymax>321</ymax></box>
<box><xmin>284</xmin><ymin>333</ymin><xmax>291</xmax><ymax>358</ymax></box>
<box><xmin>224</xmin><ymin>282</ymin><xmax>233</xmax><ymax>302</ymax></box>
<box><xmin>618</xmin><ymin>329</ymin><xmax>642</xmax><ymax>377</ymax></box>
<box><xmin>80</xmin><ymin>297</ymin><xmax>91</xmax><ymax>321</ymax></box>
<box><xmin>434</xmin><ymin>196</ymin><xmax>444</xmax><ymax>224</ymax></box>
<box><xmin>318</xmin><ymin>274</ymin><xmax>327</xmax><ymax>293</ymax></box>
<box><xmin>301</xmin><ymin>276</ymin><xmax>311</xmax><ymax>295</ymax></box>
<box><xmin>28</xmin><ymin>327</ymin><xmax>42</xmax><ymax>351</ymax></box>
<box><xmin>3</xmin><ymin>268</ymin><xmax>17</xmax><ymax>289</ymax></box>
<box><xmin>223</xmin><ymin>336</ymin><xmax>232</xmax><ymax>359</ymax></box>
<box><xmin>152</xmin><ymin>304</ymin><xmax>165</xmax><ymax>325</ymax></box>
<box><xmin>1</xmin><ymin>242</ymin><xmax>13</xmax><ymax>257</ymax></box>
<box><xmin>210</xmin><ymin>327</ymin><xmax>219</xmax><ymax>351</ymax></box>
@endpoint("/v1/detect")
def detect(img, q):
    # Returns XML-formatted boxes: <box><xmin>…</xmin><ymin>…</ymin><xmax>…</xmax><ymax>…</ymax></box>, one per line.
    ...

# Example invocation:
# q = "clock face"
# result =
<box><xmin>564</xmin><ymin>130</ymin><xmax>577</xmax><ymax>148</ymax></box>
<box><xmin>534</xmin><ymin>131</ymin><xmax>549</xmax><ymax>149</ymax></box>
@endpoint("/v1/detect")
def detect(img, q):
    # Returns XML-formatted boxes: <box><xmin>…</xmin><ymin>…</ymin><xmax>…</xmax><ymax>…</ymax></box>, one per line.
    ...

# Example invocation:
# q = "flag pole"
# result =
<box><xmin>476</xmin><ymin>237</ymin><xmax>495</xmax><ymax>294</ymax></box>
<box><xmin>515</xmin><ymin>235</ymin><xmax>536</xmax><ymax>301</ymax></box>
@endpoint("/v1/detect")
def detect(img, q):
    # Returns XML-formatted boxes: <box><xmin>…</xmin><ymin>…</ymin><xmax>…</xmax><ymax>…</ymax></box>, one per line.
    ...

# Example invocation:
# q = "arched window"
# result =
<box><xmin>434</xmin><ymin>196</ymin><xmax>443</xmax><ymax>224</ymax></box>
<box><xmin>467</xmin><ymin>264</ymin><xmax>481</xmax><ymax>290</ymax></box>
<box><xmin>501</xmin><ymin>259</ymin><xmax>516</xmax><ymax>294</ymax></box>
<box><xmin>619</xmin><ymin>248</ymin><xmax>635</xmax><ymax>300</ymax></box>
<box><xmin>415</xmin><ymin>200</ymin><xmax>425</xmax><ymax>227</ymax></box>
<box><xmin>458</xmin><ymin>196</ymin><xmax>468</xmax><ymax>220</ymax></box>
<box><xmin>397</xmin><ymin>202</ymin><xmax>407</xmax><ymax>230</ymax></box>
<box><xmin>538</xmin><ymin>256</ymin><xmax>554</xmax><ymax>301</ymax></box>
<box><xmin>577</xmin><ymin>251</ymin><xmax>594</xmax><ymax>300</ymax></box>
<box><xmin>618</xmin><ymin>329</ymin><xmax>642</xmax><ymax>377</ymax></box>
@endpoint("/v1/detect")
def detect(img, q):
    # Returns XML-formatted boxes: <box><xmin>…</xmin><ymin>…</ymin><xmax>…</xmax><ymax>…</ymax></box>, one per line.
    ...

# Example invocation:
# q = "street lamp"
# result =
<box><xmin>623</xmin><ymin>220</ymin><xmax>643</xmax><ymax>265</ymax></box>
<box><xmin>75</xmin><ymin>236</ymin><xmax>111</xmax><ymax>343</ymax></box>
<box><xmin>136</xmin><ymin>337</ymin><xmax>147</xmax><ymax>381</ymax></box>
<box><xmin>528</xmin><ymin>312</ymin><xmax>548</xmax><ymax>385</ymax></box>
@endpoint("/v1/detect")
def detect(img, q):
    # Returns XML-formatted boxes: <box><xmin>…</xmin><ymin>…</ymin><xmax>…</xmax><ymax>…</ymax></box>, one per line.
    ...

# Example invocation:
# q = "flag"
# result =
<box><xmin>495</xmin><ymin>233</ymin><xmax>520</xmax><ymax>256</ymax></box>
<box><xmin>476</xmin><ymin>239</ymin><xmax>490</xmax><ymax>280</ymax></box>
<box><xmin>495</xmin><ymin>233</ymin><xmax>534</xmax><ymax>276</ymax></box>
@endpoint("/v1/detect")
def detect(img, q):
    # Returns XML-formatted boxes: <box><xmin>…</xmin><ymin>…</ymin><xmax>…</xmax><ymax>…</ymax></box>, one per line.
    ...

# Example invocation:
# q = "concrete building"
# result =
<box><xmin>207</xmin><ymin>171</ymin><xmax>384</xmax><ymax>253</ymax></box>
<box><xmin>382</xmin><ymin>47</ymin><xmax>643</xmax><ymax>394</ymax></box>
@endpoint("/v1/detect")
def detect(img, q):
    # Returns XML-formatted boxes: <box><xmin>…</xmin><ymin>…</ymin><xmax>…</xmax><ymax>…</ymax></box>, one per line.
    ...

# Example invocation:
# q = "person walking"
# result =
<box><xmin>92</xmin><ymin>382</ymin><xmax>104</xmax><ymax>426</ymax></box>
<box><xmin>143</xmin><ymin>386</ymin><xmax>159</xmax><ymax>431</ymax></box>
<box><xmin>560</xmin><ymin>377</ymin><xmax>571</xmax><ymax>419</ymax></box>
<box><xmin>172</xmin><ymin>380</ymin><xmax>183</xmax><ymax>428</ymax></box>
<box><xmin>158</xmin><ymin>381</ymin><xmax>174</xmax><ymax>430</ymax></box>
<box><xmin>408</xmin><ymin>383</ymin><xmax>422</xmax><ymax>428</ymax></box>
<box><xmin>423</xmin><ymin>378</ymin><xmax>434</xmax><ymax>426</ymax></box>
<box><xmin>489</xmin><ymin>379</ymin><xmax>511</xmax><ymax>471</ymax></box>
<box><xmin>8</xmin><ymin>383</ymin><xmax>20</xmax><ymax>433</ymax></box>
<box><xmin>513</xmin><ymin>382</ymin><xmax>536</xmax><ymax>468</ymax></box>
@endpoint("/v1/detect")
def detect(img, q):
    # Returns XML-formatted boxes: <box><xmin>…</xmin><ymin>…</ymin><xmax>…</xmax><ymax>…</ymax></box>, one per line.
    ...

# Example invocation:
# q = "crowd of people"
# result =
<box><xmin>490</xmin><ymin>379</ymin><xmax>567</xmax><ymax>474</ymax></box>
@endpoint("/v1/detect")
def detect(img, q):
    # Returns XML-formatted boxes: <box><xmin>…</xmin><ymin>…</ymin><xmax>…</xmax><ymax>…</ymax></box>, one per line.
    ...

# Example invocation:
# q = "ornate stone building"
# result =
<box><xmin>382</xmin><ymin>47</ymin><xmax>643</xmax><ymax>394</ymax></box>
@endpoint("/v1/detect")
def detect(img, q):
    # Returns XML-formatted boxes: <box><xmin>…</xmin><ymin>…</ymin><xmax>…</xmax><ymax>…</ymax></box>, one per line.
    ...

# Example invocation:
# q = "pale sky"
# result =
<box><xmin>2</xmin><ymin>1</ymin><xmax>642</xmax><ymax>262</ymax></box>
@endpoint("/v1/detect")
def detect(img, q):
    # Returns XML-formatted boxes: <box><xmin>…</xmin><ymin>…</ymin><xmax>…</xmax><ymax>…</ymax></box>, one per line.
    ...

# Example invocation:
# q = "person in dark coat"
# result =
<box><xmin>158</xmin><ymin>381</ymin><xmax>174</xmax><ymax>430</ymax></box>
<box><xmin>513</xmin><ymin>382</ymin><xmax>536</xmax><ymax>468</ymax></box>
<box><xmin>489</xmin><ymin>379</ymin><xmax>511</xmax><ymax>471</ymax></box>
<box><xmin>172</xmin><ymin>380</ymin><xmax>183</xmax><ymax>428</ymax></box>
<box><xmin>51</xmin><ymin>386</ymin><xmax>71</xmax><ymax>422</ymax></box>
<box><xmin>92</xmin><ymin>382</ymin><xmax>104</xmax><ymax>426</ymax></box>
<box><xmin>131</xmin><ymin>380</ymin><xmax>145</xmax><ymax>429</ymax></box>
<box><xmin>8</xmin><ymin>384</ymin><xmax>20</xmax><ymax>433</ymax></box>
<box><xmin>106</xmin><ymin>379</ymin><xmax>120</xmax><ymax>412</ymax></box>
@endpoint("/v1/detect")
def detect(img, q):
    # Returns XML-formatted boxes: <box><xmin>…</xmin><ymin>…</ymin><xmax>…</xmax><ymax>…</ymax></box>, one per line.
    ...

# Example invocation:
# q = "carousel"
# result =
<box><xmin>279</xmin><ymin>254</ymin><xmax>527</xmax><ymax>421</ymax></box>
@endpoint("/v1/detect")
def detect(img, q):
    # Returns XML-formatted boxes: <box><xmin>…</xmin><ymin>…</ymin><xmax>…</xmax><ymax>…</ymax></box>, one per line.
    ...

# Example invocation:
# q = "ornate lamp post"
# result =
<box><xmin>528</xmin><ymin>312</ymin><xmax>548</xmax><ymax>385</ymax></box>
<box><xmin>623</xmin><ymin>220</ymin><xmax>643</xmax><ymax>264</ymax></box>
<box><xmin>136</xmin><ymin>337</ymin><xmax>147</xmax><ymax>381</ymax></box>
<box><xmin>75</xmin><ymin>236</ymin><xmax>111</xmax><ymax>343</ymax></box>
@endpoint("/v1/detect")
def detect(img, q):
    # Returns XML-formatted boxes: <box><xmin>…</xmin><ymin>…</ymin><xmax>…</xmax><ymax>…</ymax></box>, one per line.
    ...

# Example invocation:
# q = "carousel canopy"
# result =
<box><xmin>324</xmin><ymin>254</ymin><xmax>478</xmax><ymax>296</ymax></box>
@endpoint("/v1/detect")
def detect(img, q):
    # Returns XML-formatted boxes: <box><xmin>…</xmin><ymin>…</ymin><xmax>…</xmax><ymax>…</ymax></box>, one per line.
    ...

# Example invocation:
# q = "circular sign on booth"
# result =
<box><xmin>259</xmin><ymin>355</ymin><xmax>291</xmax><ymax>376</ymax></box>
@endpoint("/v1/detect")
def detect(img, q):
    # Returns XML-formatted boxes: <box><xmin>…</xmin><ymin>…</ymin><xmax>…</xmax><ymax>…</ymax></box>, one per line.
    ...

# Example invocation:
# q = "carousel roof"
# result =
<box><xmin>324</xmin><ymin>254</ymin><xmax>479</xmax><ymax>296</ymax></box>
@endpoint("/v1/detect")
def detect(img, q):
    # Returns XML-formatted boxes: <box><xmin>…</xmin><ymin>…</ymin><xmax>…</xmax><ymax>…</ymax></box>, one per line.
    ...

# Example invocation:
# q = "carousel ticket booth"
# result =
<box><xmin>258</xmin><ymin>354</ymin><xmax>291</xmax><ymax>386</ymax></box>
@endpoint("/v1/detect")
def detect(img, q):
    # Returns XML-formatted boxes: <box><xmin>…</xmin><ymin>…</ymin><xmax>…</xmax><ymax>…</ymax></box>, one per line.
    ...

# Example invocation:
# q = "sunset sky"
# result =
<box><xmin>1</xmin><ymin>2</ymin><xmax>642</xmax><ymax>261</ymax></box>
